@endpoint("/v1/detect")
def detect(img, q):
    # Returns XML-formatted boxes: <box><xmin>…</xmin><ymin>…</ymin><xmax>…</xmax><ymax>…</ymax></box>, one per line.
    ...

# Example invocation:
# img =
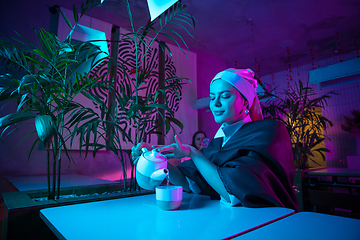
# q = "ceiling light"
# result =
<box><xmin>147</xmin><ymin>0</ymin><xmax>179</xmax><ymax>22</ymax></box>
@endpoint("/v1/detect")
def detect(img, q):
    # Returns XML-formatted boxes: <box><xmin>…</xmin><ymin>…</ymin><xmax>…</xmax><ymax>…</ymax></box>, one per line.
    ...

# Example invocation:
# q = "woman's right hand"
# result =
<box><xmin>131</xmin><ymin>142</ymin><xmax>152</xmax><ymax>165</ymax></box>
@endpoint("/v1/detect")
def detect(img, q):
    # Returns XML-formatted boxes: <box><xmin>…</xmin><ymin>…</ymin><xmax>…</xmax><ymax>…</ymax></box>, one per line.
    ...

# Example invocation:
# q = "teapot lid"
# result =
<box><xmin>143</xmin><ymin>149</ymin><xmax>166</xmax><ymax>163</ymax></box>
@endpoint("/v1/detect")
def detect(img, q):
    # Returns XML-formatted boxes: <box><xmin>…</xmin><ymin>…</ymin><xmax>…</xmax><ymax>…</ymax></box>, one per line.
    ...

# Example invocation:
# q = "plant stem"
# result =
<box><xmin>106</xmin><ymin>25</ymin><xmax>119</xmax><ymax>148</ymax></box>
<box><xmin>57</xmin><ymin>115</ymin><xmax>64</xmax><ymax>199</ymax></box>
<box><xmin>57</xmin><ymin>149</ymin><xmax>61</xmax><ymax>199</ymax></box>
<box><xmin>47</xmin><ymin>147</ymin><xmax>51</xmax><ymax>199</ymax></box>
<box><xmin>119</xmin><ymin>150</ymin><xmax>127</xmax><ymax>190</ymax></box>
<box><xmin>126</xmin><ymin>0</ymin><xmax>140</xmax><ymax>145</ymax></box>
<box><xmin>130</xmin><ymin>163</ymin><xmax>134</xmax><ymax>190</ymax></box>
<box><xmin>52</xmin><ymin>140</ymin><xmax>57</xmax><ymax>200</ymax></box>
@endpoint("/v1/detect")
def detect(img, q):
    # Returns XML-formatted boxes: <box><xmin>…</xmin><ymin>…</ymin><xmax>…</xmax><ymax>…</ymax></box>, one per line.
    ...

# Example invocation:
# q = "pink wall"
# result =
<box><xmin>0</xmin><ymin>99</ymin><xmax>132</xmax><ymax>180</ymax></box>
<box><xmin>195</xmin><ymin>51</ymin><xmax>230</xmax><ymax>139</ymax></box>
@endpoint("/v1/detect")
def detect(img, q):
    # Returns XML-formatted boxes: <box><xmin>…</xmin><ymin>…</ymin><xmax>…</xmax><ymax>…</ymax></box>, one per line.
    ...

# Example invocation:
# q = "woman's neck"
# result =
<box><xmin>223</xmin><ymin>114</ymin><xmax>251</xmax><ymax>126</ymax></box>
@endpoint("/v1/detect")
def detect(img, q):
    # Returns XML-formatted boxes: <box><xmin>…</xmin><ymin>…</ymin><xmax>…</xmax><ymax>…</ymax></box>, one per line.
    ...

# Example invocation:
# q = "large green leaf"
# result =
<box><xmin>0</xmin><ymin>112</ymin><xmax>37</xmax><ymax>128</ymax></box>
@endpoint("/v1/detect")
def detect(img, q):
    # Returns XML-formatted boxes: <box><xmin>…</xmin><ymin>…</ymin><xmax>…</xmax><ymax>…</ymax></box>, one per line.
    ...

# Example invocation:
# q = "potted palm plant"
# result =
<box><xmin>262</xmin><ymin>80</ymin><xmax>336</xmax><ymax>169</ymax></box>
<box><xmin>1</xmin><ymin>0</ymin><xmax>195</xmax><ymax>238</ymax></box>
<box><xmin>0</xmin><ymin>0</ymin><xmax>110</xmax><ymax>200</ymax></box>
<box><xmin>341</xmin><ymin>110</ymin><xmax>360</xmax><ymax>157</ymax></box>
<box><xmin>261</xmin><ymin>80</ymin><xmax>336</xmax><ymax>210</ymax></box>
<box><xmin>1</xmin><ymin>0</ymin><xmax>194</xmax><ymax>196</ymax></box>
<box><xmin>341</xmin><ymin>110</ymin><xmax>360</xmax><ymax>135</ymax></box>
<box><xmin>87</xmin><ymin>0</ymin><xmax>195</xmax><ymax>190</ymax></box>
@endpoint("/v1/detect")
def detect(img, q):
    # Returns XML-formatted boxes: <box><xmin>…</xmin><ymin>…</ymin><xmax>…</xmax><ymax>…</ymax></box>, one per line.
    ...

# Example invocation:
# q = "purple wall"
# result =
<box><xmin>194</xmin><ymin>50</ymin><xmax>360</xmax><ymax>169</ymax></box>
<box><xmin>260</xmin><ymin>51</ymin><xmax>360</xmax><ymax>168</ymax></box>
<box><xmin>1</xmin><ymin>0</ymin><xmax>359</xmax><ymax>181</ymax></box>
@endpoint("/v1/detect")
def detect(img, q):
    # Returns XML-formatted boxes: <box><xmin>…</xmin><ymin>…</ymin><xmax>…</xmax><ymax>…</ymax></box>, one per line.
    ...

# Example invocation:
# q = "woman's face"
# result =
<box><xmin>194</xmin><ymin>132</ymin><xmax>206</xmax><ymax>150</ymax></box>
<box><xmin>209</xmin><ymin>80</ymin><xmax>248</xmax><ymax>125</ymax></box>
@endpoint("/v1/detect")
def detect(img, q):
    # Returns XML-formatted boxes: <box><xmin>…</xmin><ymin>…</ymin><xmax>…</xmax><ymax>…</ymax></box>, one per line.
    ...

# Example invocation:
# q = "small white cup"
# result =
<box><xmin>156</xmin><ymin>186</ymin><xmax>183</xmax><ymax>210</ymax></box>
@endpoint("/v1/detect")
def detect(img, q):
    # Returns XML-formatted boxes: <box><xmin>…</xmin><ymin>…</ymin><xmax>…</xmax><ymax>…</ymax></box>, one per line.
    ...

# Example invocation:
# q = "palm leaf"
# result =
<box><xmin>59</xmin><ymin>8</ymin><xmax>73</xmax><ymax>29</ymax></box>
<box><xmin>0</xmin><ymin>112</ymin><xmax>37</xmax><ymax>128</ymax></box>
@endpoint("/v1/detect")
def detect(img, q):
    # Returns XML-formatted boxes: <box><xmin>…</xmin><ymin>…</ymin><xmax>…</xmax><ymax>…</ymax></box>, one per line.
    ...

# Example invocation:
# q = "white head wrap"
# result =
<box><xmin>210</xmin><ymin>68</ymin><xmax>258</xmax><ymax>108</ymax></box>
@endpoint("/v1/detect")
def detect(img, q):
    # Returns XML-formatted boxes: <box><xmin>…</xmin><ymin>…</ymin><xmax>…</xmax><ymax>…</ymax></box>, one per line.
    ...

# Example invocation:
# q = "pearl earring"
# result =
<box><xmin>244</xmin><ymin>109</ymin><xmax>249</xmax><ymax>114</ymax></box>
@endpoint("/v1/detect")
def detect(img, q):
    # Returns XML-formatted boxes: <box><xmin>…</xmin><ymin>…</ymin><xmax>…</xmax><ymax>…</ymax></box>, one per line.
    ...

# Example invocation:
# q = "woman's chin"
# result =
<box><xmin>213</xmin><ymin>117</ymin><xmax>223</xmax><ymax>123</ymax></box>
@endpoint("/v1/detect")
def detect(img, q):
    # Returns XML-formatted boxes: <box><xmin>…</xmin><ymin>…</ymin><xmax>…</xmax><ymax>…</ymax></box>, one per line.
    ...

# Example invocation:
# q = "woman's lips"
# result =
<box><xmin>213</xmin><ymin>111</ymin><xmax>224</xmax><ymax>116</ymax></box>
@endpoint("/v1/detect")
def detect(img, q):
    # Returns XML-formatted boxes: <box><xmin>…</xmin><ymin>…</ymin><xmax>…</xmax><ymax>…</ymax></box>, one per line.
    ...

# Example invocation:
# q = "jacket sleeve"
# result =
<box><xmin>216</xmin><ymin>120</ymin><xmax>299</xmax><ymax>211</ymax></box>
<box><xmin>177</xmin><ymin>157</ymin><xmax>221</xmax><ymax>200</ymax></box>
<box><xmin>218</xmin><ymin>150</ymin><xmax>295</xmax><ymax>209</ymax></box>
<box><xmin>178</xmin><ymin>120</ymin><xmax>300</xmax><ymax>211</ymax></box>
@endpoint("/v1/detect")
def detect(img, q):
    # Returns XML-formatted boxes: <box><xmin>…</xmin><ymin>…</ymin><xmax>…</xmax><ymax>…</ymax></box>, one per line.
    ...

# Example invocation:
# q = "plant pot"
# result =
<box><xmin>1</xmin><ymin>182</ymin><xmax>153</xmax><ymax>240</ymax></box>
<box><xmin>293</xmin><ymin>170</ymin><xmax>304</xmax><ymax>211</ymax></box>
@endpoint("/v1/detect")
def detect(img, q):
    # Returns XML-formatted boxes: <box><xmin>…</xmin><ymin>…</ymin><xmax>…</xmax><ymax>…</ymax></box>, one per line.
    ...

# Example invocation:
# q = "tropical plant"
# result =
<box><xmin>88</xmin><ymin>0</ymin><xmax>196</xmax><ymax>190</ymax></box>
<box><xmin>0</xmin><ymin>0</ymin><xmax>196</xmax><ymax>196</ymax></box>
<box><xmin>0</xmin><ymin>0</ymin><xmax>111</xmax><ymax>199</ymax></box>
<box><xmin>341</xmin><ymin>110</ymin><xmax>360</xmax><ymax>136</ymax></box>
<box><xmin>261</xmin><ymin>80</ymin><xmax>336</xmax><ymax>170</ymax></box>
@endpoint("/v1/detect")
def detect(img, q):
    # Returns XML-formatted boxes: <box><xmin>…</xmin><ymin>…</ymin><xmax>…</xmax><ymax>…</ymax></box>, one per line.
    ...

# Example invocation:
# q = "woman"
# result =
<box><xmin>132</xmin><ymin>68</ymin><xmax>299</xmax><ymax>211</ymax></box>
<box><xmin>191</xmin><ymin>131</ymin><xmax>207</xmax><ymax>150</ymax></box>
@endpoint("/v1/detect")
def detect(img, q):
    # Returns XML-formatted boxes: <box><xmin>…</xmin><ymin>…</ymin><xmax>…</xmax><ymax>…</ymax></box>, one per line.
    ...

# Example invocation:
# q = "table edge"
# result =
<box><xmin>40</xmin><ymin>210</ymin><xmax>66</xmax><ymax>240</ymax></box>
<box><xmin>222</xmin><ymin>210</ymin><xmax>295</xmax><ymax>239</ymax></box>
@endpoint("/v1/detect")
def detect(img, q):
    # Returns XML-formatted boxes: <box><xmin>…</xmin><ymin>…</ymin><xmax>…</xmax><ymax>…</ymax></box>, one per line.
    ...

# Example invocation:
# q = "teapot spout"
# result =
<box><xmin>150</xmin><ymin>168</ymin><xmax>169</xmax><ymax>186</ymax></box>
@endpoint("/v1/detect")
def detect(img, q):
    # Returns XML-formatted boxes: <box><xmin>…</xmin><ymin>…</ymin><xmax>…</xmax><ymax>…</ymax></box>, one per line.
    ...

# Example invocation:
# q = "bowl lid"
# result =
<box><xmin>143</xmin><ymin>149</ymin><xmax>166</xmax><ymax>163</ymax></box>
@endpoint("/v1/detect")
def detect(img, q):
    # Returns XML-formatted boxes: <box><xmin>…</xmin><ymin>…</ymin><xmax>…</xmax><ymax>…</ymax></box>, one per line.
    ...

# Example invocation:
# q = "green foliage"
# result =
<box><xmin>0</xmin><ymin>0</ymin><xmax>109</xmax><ymax>199</ymax></box>
<box><xmin>262</xmin><ymin>80</ymin><xmax>336</xmax><ymax>170</ymax></box>
<box><xmin>90</xmin><ymin>0</ymin><xmax>195</xmax><ymax>190</ymax></box>
<box><xmin>0</xmin><ymin>2</ymin><xmax>108</xmax><ymax>157</ymax></box>
<box><xmin>0</xmin><ymin>0</ymin><xmax>195</xmax><ymax>194</ymax></box>
<box><xmin>95</xmin><ymin>0</ymin><xmax>195</xmax><ymax>150</ymax></box>
<box><xmin>341</xmin><ymin>110</ymin><xmax>360</xmax><ymax>136</ymax></box>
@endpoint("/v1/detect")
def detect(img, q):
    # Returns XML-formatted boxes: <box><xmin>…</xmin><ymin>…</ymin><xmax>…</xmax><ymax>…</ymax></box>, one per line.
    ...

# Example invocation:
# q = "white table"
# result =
<box><xmin>40</xmin><ymin>192</ymin><xmax>295</xmax><ymax>240</ymax></box>
<box><xmin>236</xmin><ymin>212</ymin><xmax>360</xmax><ymax>240</ymax></box>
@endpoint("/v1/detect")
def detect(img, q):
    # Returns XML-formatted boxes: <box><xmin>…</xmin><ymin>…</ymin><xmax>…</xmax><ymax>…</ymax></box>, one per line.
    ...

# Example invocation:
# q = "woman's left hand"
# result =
<box><xmin>156</xmin><ymin>135</ymin><xmax>193</xmax><ymax>159</ymax></box>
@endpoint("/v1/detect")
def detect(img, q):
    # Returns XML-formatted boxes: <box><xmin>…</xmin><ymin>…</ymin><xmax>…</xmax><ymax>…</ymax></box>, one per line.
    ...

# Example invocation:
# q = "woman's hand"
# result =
<box><xmin>156</xmin><ymin>135</ymin><xmax>194</xmax><ymax>159</ymax></box>
<box><xmin>131</xmin><ymin>142</ymin><xmax>152</xmax><ymax>165</ymax></box>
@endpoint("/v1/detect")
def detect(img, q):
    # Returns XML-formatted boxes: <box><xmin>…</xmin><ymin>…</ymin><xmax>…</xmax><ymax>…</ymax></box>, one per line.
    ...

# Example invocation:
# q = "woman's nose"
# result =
<box><xmin>214</xmin><ymin>97</ymin><xmax>221</xmax><ymax>107</ymax></box>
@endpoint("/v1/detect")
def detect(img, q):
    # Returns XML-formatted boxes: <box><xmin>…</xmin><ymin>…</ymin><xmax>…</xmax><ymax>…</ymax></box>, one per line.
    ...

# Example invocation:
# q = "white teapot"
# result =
<box><xmin>136</xmin><ymin>148</ymin><xmax>169</xmax><ymax>190</ymax></box>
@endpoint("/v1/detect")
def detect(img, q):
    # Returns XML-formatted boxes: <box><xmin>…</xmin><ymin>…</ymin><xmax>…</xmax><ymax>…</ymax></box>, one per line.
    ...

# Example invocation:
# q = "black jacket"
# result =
<box><xmin>178</xmin><ymin>119</ymin><xmax>300</xmax><ymax>212</ymax></box>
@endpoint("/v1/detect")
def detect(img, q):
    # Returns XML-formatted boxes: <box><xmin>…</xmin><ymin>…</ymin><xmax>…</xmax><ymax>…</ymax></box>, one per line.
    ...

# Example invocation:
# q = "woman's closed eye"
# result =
<box><xmin>221</xmin><ymin>93</ymin><xmax>231</xmax><ymax>99</ymax></box>
<box><xmin>210</xmin><ymin>93</ymin><xmax>232</xmax><ymax>101</ymax></box>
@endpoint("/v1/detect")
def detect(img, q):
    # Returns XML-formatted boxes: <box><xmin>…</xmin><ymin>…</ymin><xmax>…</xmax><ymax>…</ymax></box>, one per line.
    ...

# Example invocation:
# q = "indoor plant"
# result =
<box><xmin>341</xmin><ymin>110</ymin><xmax>360</xmax><ymax>136</ymax></box>
<box><xmin>0</xmin><ymin>0</ymin><xmax>196</xmax><ymax>238</ymax></box>
<box><xmin>261</xmin><ymin>80</ymin><xmax>336</xmax><ymax>170</ymax></box>
<box><xmin>261</xmin><ymin>80</ymin><xmax>336</xmax><ymax>211</ymax></box>
<box><xmin>0</xmin><ymin>0</ymin><xmax>195</xmax><ymax>196</ymax></box>
<box><xmin>81</xmin><ymin>0</ymin><xmax>196</xmax><ymax>190</ymax></box>
<box><xmin>0</xmin><ymin>0</ymin><xmax>109</xmax><ymax>200</ymax></box>
<box><xmin>341</xmin><ymin>109</ymin><xmax>360</xmax><ymax>156</ymax></box>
